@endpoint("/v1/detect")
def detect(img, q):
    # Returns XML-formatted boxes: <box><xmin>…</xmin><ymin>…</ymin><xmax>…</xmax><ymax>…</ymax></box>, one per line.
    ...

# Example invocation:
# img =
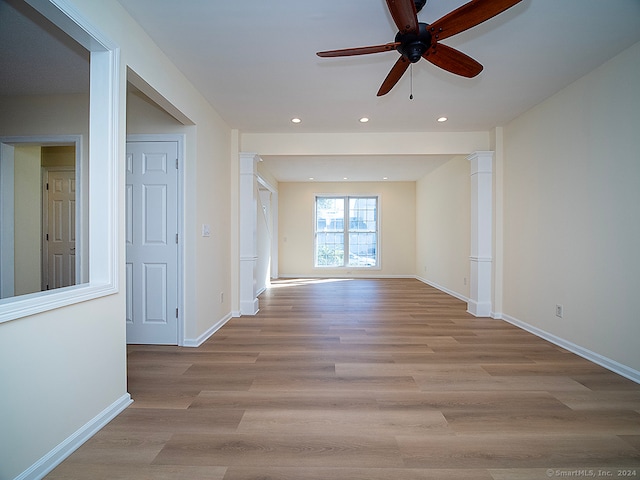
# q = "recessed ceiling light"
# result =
<box><xmin>308</xmin><ymin>177</ymin><xmax>314</xmax><ymax>180</ymax></box>
<box><xmin>343</xmin><ymin>177</ymin><xmax>348</xmax><ymax>180</ymax></box>
<box><xmin>437</xmin><ymin>116</ymin><xmax>448</xmax><ymax>123</ymax></box>
<box><xmin>359</xmin><ymin>117</ymin><xmax>369</xmax><ymax>123</ymax></box>
<box><xmin>383</xmin><ymin>177</ymin><xmax>388</xmax><ymax>180</ymax></box>
<box><xmin>291</xmin><ymin>117</ymin><xmax>301</xmax><ymax>124</ymax></box>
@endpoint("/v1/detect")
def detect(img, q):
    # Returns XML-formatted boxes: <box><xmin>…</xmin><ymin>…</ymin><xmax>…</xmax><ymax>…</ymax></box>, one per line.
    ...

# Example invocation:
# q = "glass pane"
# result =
<box><xmin>316</xmin><ymin>232</ymin><xmax>344</xmax><ymax>267</ymax></box>
<box><xmin>348</xmin><ymin>232</ymin><xmax>377</xmax><ymax>267</ymax></box>
<box><xmin>316</xmin><ymin>197</ymin><xmax>344</xmax><ymax>232</ymax></box>
<box><xmin>349</xmin><ymin>197</ymin><xmax>376</xmax><ymax>232</ymax></box>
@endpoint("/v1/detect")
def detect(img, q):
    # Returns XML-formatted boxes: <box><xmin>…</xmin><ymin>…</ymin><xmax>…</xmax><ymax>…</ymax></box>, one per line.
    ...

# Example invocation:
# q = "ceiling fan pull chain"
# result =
<box><xmin>409</xmin><ymin>64</ymin><xmax>414</xmax><ymax>100</ymax></box>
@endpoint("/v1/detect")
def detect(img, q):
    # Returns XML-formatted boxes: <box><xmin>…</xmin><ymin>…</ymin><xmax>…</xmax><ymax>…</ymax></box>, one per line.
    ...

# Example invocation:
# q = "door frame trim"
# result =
<box><xmin>126</xmin><ymin>134</ymin><xmax>185</xmax><ymax>346</ymax></box>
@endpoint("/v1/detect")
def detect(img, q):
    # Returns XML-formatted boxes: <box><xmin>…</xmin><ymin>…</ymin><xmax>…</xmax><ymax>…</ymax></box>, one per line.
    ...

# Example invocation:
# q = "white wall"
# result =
<box><xmin>0</xmin><ymin>92</ymin><xmax>111</xmax><ymax>480</ymax></box>
<box><xmin>502</xmin><ymin>40</ymin><xmax>640</xmax><ymax>374</ymax></box>
<box><xmin>120</xmin><ymin>8</ymin><xmax>233</xmax><ymax>342</ymax></box>
<box><xmin>278</xmin><ymin>181</ymin><xmax>415</xmax><ymax>278</ymax></box>
<box><xmin>0</xmin><ymin>1</ymin><xmax>233</xmax><ymax>478</ymax></box>
<box><xmin>0</xmin><ymin>297</ymin><xmax>127</xmax><ymax>480</ymax></box>
<box><xmin>416</xmin><ymin>156</ymin><xmax>471</xmax><ymax>300</ymax></box>
<box><xmin>13</xmin><ymin>146</ymin><xmax>42</xmax><ymax>296</ymax></box>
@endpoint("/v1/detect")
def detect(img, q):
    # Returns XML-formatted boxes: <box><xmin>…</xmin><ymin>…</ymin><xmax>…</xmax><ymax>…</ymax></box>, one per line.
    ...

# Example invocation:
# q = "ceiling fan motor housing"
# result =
<box><xmin>414</xmin><ymin>0</ymin><xmax>427</xmax><ymax>13</ymax></box>
<box><xmin>395</xmin><ymin>23</ymin><xmax>432</xmax><ymax>63</ymax></box>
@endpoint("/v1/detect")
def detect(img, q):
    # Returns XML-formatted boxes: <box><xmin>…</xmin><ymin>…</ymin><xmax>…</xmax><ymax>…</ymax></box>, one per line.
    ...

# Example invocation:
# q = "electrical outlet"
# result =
<box><xmin>464</xmin><ymin>277</ymin><xmax>467</xmax><ymax>285</ymax></box>
<box><xmin>555</xmin><ymin>304</ymin><xmax>563</xmax><ymax>318</ymax></box>
<box><xmin>220</xmin><ymin>292</ymin><xmax>224</xmax><ymax>303</ymax></box>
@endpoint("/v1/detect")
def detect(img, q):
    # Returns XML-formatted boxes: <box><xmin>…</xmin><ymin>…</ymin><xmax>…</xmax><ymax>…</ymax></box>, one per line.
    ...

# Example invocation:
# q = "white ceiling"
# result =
<box><xmin>3</xmin><ymin>0</ymin><xmax>640</xmax><ymax>181</ymax></box>
<box><xmin>114</xmin><ymin>0</ymin><xmax>640</xmax><ymax>134</ymax></box>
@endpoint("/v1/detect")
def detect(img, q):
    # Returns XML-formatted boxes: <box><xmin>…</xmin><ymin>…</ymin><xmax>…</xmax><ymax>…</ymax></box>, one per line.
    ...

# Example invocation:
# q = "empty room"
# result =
<box><xmin>1</xmin><ymin>1</ymin><xmax>639</xmax><ymax>479</ymax></box>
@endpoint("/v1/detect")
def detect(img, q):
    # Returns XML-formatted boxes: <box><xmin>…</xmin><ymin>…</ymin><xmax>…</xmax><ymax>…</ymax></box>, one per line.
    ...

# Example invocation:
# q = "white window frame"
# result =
<box><xmin>314</xmin><ymin>195</ymin><xmax>379</xmax><ymax>269</ymax></box>
<box><xmin>0</xmin><ymin>0</ymin><xmax>119</xmax><ymax>323</ymax></box>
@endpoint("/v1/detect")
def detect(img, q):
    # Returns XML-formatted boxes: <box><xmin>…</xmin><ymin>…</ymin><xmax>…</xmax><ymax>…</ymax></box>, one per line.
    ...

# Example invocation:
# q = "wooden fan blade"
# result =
<box><xmin>377</xmin><ymin>56</ymin><xmax>410</xmax><ymax>96</ymax></box>
<box><xmin>423</xmin><ymin>43</ymin><xmax>483</xmax><ymax>78</ymax></box>
<box><xmin>430</xmin><ymin>0</ymin><xmax>522</xmax><ymax>41</ymax></box>
<box><xmin>317</xmin><ymin>42</ymin><xmax>400</xmax><ymax>57</ymax></box>
<box><xmin>385</xmin><ymin>0</ymin><xmax>419</xmax><ymax>34</ymax></box>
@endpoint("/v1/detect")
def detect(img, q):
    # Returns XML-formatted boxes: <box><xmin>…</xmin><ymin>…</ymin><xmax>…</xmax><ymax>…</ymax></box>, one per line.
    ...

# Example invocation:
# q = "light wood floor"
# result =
<box><xmin>47</xmin><ymin>278</ymin><xmax>640</xmax><ymax>480</ymax></box>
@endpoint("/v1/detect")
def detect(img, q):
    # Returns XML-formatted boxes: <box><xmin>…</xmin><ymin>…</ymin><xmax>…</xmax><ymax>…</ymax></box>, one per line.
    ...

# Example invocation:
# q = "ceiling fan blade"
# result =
<box><xmin>385</xmin><ymin>0</ymin><xmax>419</xmax><ymax>34</ymax></box>
<box><xmin>317</xmin><ymin>42</ymin><xmax>400</xmax><ymax>58</ymax></box>
<box><xmin>422</xmin><ymin>43</ymin><xmax>483</xmax><ymax>78</ymax></box>
<box><xmin>430</xmin><ymin>0</ymin><xmax>522</xmax><ymax>41</ymax></box>
<box><xmin>377</xmin><ymin>56</ymin><xmax>410</xmax><ymax>96</ymax></box>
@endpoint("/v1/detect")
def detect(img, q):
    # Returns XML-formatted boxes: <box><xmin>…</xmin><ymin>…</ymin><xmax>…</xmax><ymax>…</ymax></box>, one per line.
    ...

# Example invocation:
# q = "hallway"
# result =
<box><xmin>47</xmin><ymin>278</ymin><xmax>640</xmax><ymax>479</ymax></box>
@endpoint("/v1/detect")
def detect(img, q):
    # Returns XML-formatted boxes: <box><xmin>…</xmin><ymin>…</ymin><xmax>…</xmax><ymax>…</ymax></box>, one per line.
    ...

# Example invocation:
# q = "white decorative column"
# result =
<box><xmin>239</xmin><ymin>153</ymin><xmax>259</xmax><ymax>315</ymax></box>
<box><xmin>468</xmin><ymin>151</ymin><xmax>493</xmax><ymax>317</ymax></box>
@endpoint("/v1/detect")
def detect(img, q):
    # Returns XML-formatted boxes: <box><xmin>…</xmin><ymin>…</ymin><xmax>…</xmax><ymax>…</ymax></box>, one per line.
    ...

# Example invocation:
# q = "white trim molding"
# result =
<box><xmin>183</xmin><ymin>312</ymin><xmax>233</xmax><ymax>347</ymax></box>
<box><xmin>498</xmin><ymin>312</ymin><xmax>640</xmax><ymax>385</ymax></box>
<box><xmin>416</xmin><ymin>276</ymin><xmax>470</xmax><ymax>303</ymax></box>
<box><xmin>239</xmin><ymin>153</ymin><xmax>260</xmax><ymax>315</ymax></box>
<box><xmin>467</xmin><ymin>151</ymin><xmax>493</xmax><ymax>317</ymax></box>
<box><xmin>14</xmin><ymin>394</ymin><xmax>132</xmax><ymax>480</ymax></box>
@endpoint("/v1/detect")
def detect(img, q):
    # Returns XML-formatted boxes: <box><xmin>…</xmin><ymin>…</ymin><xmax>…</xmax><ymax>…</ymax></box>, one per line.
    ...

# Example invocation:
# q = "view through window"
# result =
<box><xmin>0</xmin><ymin>0</ymin><xmax>89</xmax><ymax>300</ymax></box>
<box><xmin>315</xmin><ymin>196</ymin><xmax>378</xmax><ymax>267</ymax></box>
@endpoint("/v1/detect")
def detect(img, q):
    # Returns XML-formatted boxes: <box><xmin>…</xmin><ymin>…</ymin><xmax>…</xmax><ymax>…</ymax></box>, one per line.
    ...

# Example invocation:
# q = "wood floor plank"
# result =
<box><xmin>190</xmin><ymin>390</ymin><xmax>380</xmax><ymax>411</ymax></box>
<box><xmin>222</xmin><ymin>467</ymin><xmax>494</xmax><ymax>480</ymax></box>
<box><xmin>374</xmin><ymin>390</ymin><xmax>573</xmax><ymax>412</ymax></box>
<box><xmin>58</xmin><ymin>431</ymin><xmax>173</xmax><ymax>465</ymax></box>
<box><xmin>397</xmin><ymin>434</ymin><xmax>640</xmax><ymax>468</ymax></box>
<box><xmin>489</xmin><ymin>468</ymin><xmax>640</xmax><ymax>480</ymax></box>
<box><xmin>249</xmin><ymin>373</ymin><xmax>420</xmax><ymax>392</ymax></box>
<box><xmin>236</xmin><ymin>409</ymin><xmax>451</xmax><ymax>436</ymax></box>
<box><xmin>45</xmin><ymin>278</ymin><xmax>640</xmax><ymax>479</ymax></box>
<box><xmin>46</xmin><ymin>464</ymin><xmax>227</xmax><ymax>480</ymax></box>
<box><xmin>335</xmin><ymin>362</ymin><xmax>492</xmax><ymax>378</ymax></box>
<box><xmin>444</xmin><ymin>409</ymin><xmax>640</xmax><ymax>435</ymax></box>
<box><xmin>152</xmin><ymin>433</ymin><xmax>404</xmax><ymax>468</ymax></box>
<box><xmin>552</xmin><ymin>391</ymin><xmax>640</xmax><ymax>410</ymax></box>
<box><xmin>106</xmin><ymin>407</ymin><xmax>245</xmax><ymax>434</ymax></box>
<box><xmin>413</xmin><ymin>374</ymin><xmax>592</xmax><ymax>392</ymax></box>
<box><xmin>126</xmin><ymin>385</ymin><xmax>202</xmax><ymax>409</ymax></box>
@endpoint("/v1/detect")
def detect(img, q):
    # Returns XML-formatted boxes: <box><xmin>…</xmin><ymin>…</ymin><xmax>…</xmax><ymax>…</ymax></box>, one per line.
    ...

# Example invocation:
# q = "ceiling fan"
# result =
<box><xmin>317</xmin><ymin>0</ymin><xmax>522</xmax><ymax>96</ymax></box>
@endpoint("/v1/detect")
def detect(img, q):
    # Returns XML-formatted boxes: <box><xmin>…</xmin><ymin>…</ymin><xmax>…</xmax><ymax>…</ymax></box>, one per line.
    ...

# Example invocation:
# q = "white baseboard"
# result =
<box><xmin>415</xmin><ymin>279</ymin><xmax>639</xmax><ymax>385</ymax></box>
<box><xmin>183</xmin><ymin>312</ymin><xmax>233</xmax><ymax>347</ymax></box>
<box><xmin>498</xmin><ymin>312</ymin><xmax>640</xmax><ymax>385</ymax></box>
<box><xmin>277</xmin><ymin>274</ymin><xmax>416</xmax><ymax>279</ymax></box>
<box><xmin>415</xmin><ymin>276</ymin><xmax>469</xmax><ymax>303</ymax></box>
<box><xmin>16</xmin><ymin>393</ymin><xmax>132</xmax><ymax>480</ymax></box>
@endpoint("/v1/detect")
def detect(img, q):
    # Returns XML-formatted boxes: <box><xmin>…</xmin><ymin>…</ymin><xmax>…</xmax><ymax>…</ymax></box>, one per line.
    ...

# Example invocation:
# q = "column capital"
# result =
<box><xmin>239</xmin><ymin>152</ymin><xmax>261</xmax><ymax>175</ymax></box>
<box><xmin>467</xmin><ymin>151</ymin><xmax>494</xmax><ymax>175</ymax></box>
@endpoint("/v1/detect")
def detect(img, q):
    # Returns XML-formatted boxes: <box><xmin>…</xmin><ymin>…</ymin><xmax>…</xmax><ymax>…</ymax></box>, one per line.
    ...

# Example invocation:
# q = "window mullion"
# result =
<box><xmin>343</xmin><ymin>196</ymin><xmax>349</xmax><ymax>267</ymax></box>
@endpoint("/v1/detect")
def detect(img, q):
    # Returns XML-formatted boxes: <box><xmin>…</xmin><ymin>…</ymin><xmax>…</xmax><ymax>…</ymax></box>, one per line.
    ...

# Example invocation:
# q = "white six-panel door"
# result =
<box><xmin>126</xmin><ymin>141</ymin><xmax>178</xmax><ymax>344</ymax></box>
<box><xmin>44</xmin><ymin>169</ymin><xmax>76</xmax><ymax>290</ymax></box>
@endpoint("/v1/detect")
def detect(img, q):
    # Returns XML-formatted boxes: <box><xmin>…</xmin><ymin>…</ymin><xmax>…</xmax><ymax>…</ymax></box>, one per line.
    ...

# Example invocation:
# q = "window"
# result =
<box><xmin>315</xmin><ymin>196</ymin><xmax>378</xmax><ymax>268</ymax></box>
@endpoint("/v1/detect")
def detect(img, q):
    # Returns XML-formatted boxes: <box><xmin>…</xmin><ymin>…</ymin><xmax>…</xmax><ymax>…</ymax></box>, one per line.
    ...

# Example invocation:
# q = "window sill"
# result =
<box><xmin>0</xmin><ymin>282</ymin><xmax>117</xmax><ymax>324</ymax></box>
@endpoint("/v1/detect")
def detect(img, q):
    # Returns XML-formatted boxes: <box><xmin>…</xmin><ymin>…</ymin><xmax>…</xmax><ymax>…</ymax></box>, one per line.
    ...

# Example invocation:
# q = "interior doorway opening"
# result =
<box><xmin>0</xmin><ymin>137</ymin><xmax>84</xmax><ymax>299</ymax></box>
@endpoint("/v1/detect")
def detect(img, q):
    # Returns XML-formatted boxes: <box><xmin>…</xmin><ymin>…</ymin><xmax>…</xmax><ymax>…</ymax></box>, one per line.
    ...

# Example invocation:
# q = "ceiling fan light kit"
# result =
<box><xmin>317</xmin><ymin>0</ymin><xmax>522</xmax><ymax>96</ymax></box>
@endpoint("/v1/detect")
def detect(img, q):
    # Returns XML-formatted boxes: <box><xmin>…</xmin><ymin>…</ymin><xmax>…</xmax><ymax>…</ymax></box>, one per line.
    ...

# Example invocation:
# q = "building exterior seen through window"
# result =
<box><xmin>315</xmin><ymin>196</ymin><xmax>378</xmax><ymax>267</ymax></box>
